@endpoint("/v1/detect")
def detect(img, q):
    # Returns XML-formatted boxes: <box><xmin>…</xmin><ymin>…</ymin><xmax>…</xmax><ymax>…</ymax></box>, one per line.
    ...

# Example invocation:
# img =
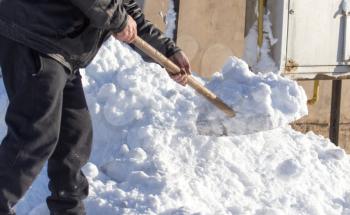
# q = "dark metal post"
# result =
<box><xmin>329</xmin><ymin>80</ymin><xmax>342</xmax><ymax>145</ymax></box>
<box><xmin>173</xmin><ymin>0</ymin><xmax>180</xmax><ymax>43</ymax></box>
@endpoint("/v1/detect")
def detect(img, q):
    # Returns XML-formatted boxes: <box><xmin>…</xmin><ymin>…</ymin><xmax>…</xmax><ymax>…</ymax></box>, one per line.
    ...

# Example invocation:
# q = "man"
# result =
<box><xmin>0</xmin><ymin>0</ymin><xmax>190</xmax><ymax>214</ymax></box>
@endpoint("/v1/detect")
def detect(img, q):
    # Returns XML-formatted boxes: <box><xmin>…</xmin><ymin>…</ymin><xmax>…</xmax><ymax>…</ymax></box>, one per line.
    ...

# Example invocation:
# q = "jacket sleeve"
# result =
<box><xmin>69</xmin><ymin>0</ymin><xmax>128</xmax><ymax>33</ymax></box>
<box><xmin>123</xmin><ymin>0</ymin><xmax>181</xmax><ymax>58</ymax></box>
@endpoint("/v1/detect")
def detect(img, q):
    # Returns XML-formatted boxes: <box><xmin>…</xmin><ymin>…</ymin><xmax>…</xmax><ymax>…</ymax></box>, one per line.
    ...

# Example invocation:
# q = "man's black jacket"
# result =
<box><xmin>0</xmin><ymin>0</ymin><xmax>180</xmax><ymax>70</ymax></box>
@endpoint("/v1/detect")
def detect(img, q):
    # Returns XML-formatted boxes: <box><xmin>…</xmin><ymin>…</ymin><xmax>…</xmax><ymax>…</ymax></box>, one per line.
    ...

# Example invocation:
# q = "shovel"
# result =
<box><xmin>132</xmin><ymin>36</ymin><xmax>236</xmax><ymax>118</ymax></box>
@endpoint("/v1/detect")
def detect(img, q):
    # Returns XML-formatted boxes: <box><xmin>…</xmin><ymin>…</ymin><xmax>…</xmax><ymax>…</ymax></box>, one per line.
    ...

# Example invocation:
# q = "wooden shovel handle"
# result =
<box><xmin>133</xmin><ymin>36</ymin><xmax>236</xmax><ymax>117</ymax></box>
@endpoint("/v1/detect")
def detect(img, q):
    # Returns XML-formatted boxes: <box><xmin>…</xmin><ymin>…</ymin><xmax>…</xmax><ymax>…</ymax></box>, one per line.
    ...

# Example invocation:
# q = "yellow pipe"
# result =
<box><xmin>257</xmin><ymin>0</ymin><xmax>266</xmax><ymax>48</ymax></box>
<box><xmin>307</xmin><ymin>80</ymin><xmax>320</xmax><ymax>105</ymax></box>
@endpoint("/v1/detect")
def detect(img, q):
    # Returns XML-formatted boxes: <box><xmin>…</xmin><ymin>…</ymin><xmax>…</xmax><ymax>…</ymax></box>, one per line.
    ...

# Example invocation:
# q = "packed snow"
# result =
<box><xmin>0</xmin><ymin>2</ymin><xmax>349</xmax><ymax>215</ymax></box>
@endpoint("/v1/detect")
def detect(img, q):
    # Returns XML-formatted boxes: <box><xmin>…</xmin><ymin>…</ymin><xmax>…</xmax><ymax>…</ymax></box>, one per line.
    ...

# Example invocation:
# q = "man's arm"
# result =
<box><xmin>69</xmin><ymin>0</ymin><xmax>128</xmax><ymax>33</ymax></box>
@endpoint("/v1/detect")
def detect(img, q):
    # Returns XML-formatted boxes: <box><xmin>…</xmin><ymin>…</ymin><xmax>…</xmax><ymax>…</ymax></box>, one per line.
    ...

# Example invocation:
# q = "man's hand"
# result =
<box><xmin>113</xmin><ymin>15</ymin><xmax>137</xmax><ymax>43</ymax></box>
<box><xmin>169</xmin><ymin>51</ymin><xmax>191</xmax><ymax>86</ymax></box>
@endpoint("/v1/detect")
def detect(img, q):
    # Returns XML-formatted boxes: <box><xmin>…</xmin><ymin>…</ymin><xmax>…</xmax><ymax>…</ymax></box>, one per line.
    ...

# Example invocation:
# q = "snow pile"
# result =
<box><xmin>198</xmin><ymin>57</ymin><xmax>307</xmax><ymax>135</ymax></box>
<box><xmin>80</xmin><ymin>37</ymin><xmax>307</xmax><ymax>138</ymax></box>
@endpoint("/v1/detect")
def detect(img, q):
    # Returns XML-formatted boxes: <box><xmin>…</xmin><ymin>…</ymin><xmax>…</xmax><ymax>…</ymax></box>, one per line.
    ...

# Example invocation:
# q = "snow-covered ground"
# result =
<box><xmin>0</xmin><ymin>3</ymin><xmax>349</xmax><ymax>215</ymax></box>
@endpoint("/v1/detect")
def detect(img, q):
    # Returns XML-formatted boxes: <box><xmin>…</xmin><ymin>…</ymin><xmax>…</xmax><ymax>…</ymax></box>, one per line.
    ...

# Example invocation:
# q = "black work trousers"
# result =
<box><xmin>0</xmin><ymin>35</ymin><xmax>93</xmax><ymax>215</ymax></box>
